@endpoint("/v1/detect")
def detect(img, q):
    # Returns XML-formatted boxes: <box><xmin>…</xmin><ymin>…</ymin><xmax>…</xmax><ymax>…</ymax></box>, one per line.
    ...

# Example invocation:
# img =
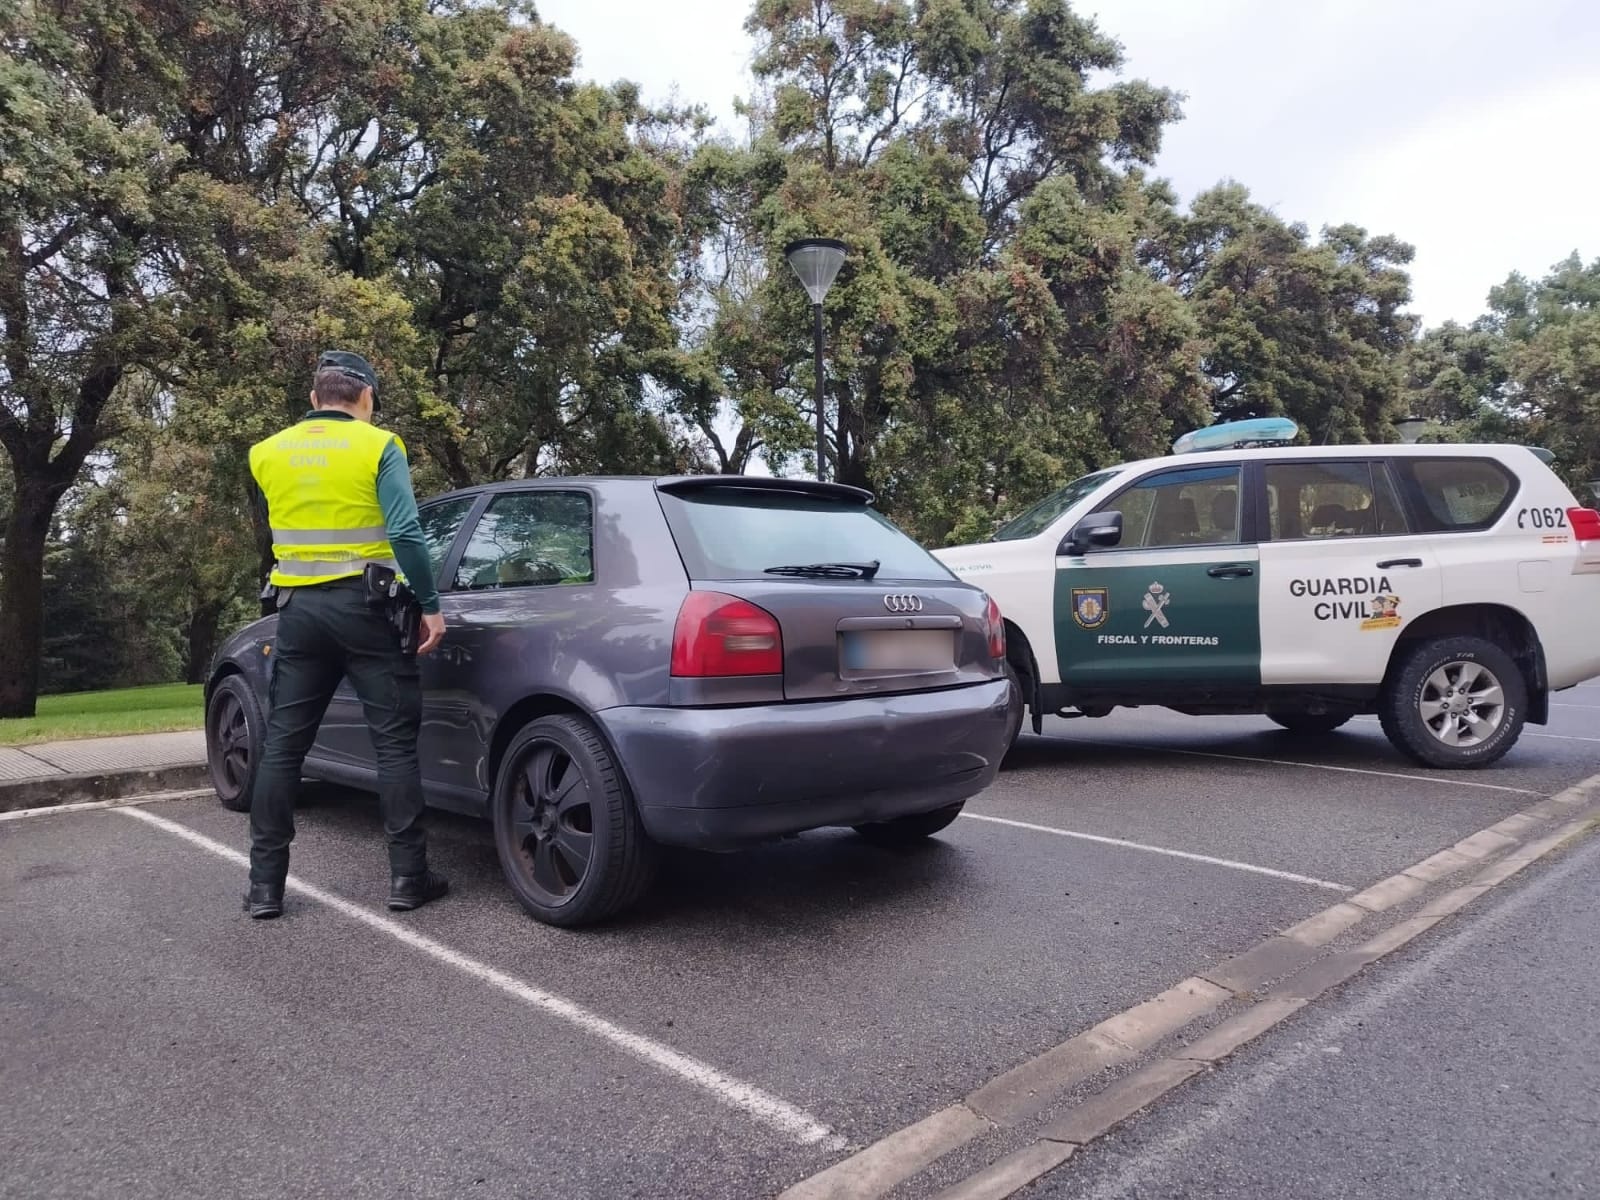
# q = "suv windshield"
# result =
<box><xmin>992</xmin><ymin>469</ymin><xmax>1121</xmax><ymax>541</ymax></box>
<box><xmin>658</xmin><ymin>489</ymin><xmax>955</xmax><ymax>582</ymax></box>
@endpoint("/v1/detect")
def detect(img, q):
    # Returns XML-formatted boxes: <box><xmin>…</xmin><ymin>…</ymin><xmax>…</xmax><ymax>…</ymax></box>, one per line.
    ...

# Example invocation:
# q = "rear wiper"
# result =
<box><xmin>763</xmin><ymin>560</ymin><xmax>881</xmax><ymax>579</ymax></box>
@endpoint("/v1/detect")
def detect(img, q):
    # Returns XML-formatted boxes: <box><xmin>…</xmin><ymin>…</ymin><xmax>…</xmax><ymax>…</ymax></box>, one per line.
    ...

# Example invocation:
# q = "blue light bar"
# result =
<box><xmin>1173</xmin><ymin>417</ymin><xmax>1300</xmax><ymax>455</ymax></box>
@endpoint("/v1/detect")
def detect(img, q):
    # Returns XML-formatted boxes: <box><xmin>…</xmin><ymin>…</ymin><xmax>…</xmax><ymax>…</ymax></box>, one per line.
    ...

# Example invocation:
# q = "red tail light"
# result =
<box><xmin>1568</xmin><ymin>507</ymin><xmax>1600</xmax><ymax>541</ymax></box>
<box><xmin>671</xmin><ymin>592</ymin><xmax>784</xmax><ymax>677</ymax></box>
<box><xmin>984</xmin><ymin>595</ymin><xmax>1006</xmax><ymax>660</ymax></box>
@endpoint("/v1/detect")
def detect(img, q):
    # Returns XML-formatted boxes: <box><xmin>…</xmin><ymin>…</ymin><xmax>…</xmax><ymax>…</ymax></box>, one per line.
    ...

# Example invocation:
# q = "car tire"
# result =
<box><xmin>853</xmin><ymin>802</ymin><xmax>965</xmax><ymax>847</ymax></box>
<box><xmin>491</xmin><ymin>714</ymin><xmax>658</xmax><ymax>927</ymax></box>
<box><xmin>1002</xmin><ymin>660</ymin><xmax>1026</xmax><ymax>754</ymax></box>
<box><xmin>206</xmin><ymin>675</ymin><xmax>265</xmax><ymax>813</ymax></box>
<box><xmin>1267</xmin><ymin>710</ymin><xmax>1352</xmax><ymax>736</ymax></box>
<box><xmin>1378</xmin><ymin>636</ymin><xmax>1528</xmax><ymax>769</ymax></box>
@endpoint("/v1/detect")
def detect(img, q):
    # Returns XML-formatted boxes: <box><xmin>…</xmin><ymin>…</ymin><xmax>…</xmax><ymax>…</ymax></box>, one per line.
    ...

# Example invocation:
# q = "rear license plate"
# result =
<box><xmin>841</xmin><ymin>629</ymin><xmax>956</xmax><ymax>672</ymax></box>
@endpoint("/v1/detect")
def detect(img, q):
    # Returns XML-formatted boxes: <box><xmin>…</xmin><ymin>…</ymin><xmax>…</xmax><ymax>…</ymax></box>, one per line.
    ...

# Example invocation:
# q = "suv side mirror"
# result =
<box><xmin>1059</xmin><ymin>510</ymin><xmax>1123</xmax><ymax>556</ymax></box>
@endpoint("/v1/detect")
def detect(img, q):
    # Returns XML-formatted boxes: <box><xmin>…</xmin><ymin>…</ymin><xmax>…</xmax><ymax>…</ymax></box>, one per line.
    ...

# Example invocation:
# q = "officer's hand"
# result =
<box><xmin>417</xmin><ymin>612</ymin><xmax>446</xmax><ymax>655</ymax></box>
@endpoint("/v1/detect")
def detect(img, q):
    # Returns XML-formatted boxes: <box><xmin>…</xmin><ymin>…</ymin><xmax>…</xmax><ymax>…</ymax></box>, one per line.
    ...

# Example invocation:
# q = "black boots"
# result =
<box><xmin>388</xmin><ymin>869</ymin><xmax>450</xmax><ymax>912</ymax></box>
<box><xmin>246</xmin><ymin>869</ymin><xmax>449</xmax><ymax>917</ymax></box>
<box><xmin>244</xmin><ymin>881</ymin><xmax>285</xmax><ymax>919</ymax></box>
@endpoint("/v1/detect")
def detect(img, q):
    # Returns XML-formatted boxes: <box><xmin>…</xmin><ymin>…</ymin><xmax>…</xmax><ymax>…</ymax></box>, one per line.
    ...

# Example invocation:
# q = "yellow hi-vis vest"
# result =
<box><xmin>248</xmin><ymin>416</ymin><xmax>406</xmax><ymax>589</ymax></box>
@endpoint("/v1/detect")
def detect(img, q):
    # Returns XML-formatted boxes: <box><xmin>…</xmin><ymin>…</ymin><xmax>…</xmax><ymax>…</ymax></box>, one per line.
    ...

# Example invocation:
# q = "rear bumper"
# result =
<box><xmin>595</xmin><ymin>680</ymin><xmax>1015</xmax><ymax>848</ymax></box>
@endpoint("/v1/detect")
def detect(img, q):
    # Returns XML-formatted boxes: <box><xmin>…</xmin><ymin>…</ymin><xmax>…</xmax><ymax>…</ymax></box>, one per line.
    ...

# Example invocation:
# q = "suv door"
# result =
<box><xmin>1054</xmin><ymin>462</ymin><xmax>1260</xmax><ymax>690</ymax></box>
<box><xmin>311</xmin><ymin>494</ymin><xmax>481</xmax><ymax>767</ymax></box>
<box><xmin>1256</xmin><ymin>459</ymin><xmax>1443</xmax><ymax>687</ymax></box>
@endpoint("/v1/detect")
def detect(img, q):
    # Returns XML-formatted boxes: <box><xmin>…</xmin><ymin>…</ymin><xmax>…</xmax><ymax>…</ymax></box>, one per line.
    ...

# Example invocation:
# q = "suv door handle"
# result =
<box><xmin>1207</xmin><ymin>564</ymin><xmax>1255</xmax><ymax>579</ymax></box>
<box><xmin>1377</xmin><ymin>558</ymin><xmax>1423</xmax><ymax>569</ymax></box>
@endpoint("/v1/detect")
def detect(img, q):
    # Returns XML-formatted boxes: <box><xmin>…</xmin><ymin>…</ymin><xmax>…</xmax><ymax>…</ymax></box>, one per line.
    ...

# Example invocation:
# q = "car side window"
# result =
<box><xmin>417</xmin><ymin>496</ymin><xmax>478</xmax><ymax>578</ymax></box>
<box><xmin>1391</xmin><ymin>457</ymin><xmax>1518</xmax><ymax>532</ymax></box>
<box><xmin>452</xmin><ymin>491</ymin><xmax>596</xmax><ymax>591</ymax></box>
<box><xmin>1112</xmin><ymin>465</ymin><xmax>1244</xmax><ymax>549</ymax></box>
<box><xmin>1264</xmin><ymin>461</ymin><xmax>1410</xmax><ymax>540</ymax></box>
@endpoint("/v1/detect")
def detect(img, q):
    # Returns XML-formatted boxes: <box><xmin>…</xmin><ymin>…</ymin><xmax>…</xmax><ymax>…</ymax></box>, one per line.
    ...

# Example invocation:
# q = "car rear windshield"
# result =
<box><xmin>657</xmin><ymin>489</ymin><xmax>956</xmax><ymax>582</ymax></box>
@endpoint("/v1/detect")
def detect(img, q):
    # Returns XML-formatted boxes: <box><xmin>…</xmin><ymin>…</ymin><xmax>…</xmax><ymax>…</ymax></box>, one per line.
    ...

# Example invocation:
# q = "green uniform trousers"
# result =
<box><xmin>248</xmin><ymin>578</ymin><xmax>427</xmax><ymax>885</ymax></box>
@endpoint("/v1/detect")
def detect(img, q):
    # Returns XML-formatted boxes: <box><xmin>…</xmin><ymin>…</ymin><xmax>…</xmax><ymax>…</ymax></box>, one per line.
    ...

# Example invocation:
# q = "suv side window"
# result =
<box><xmin>1265</xmin><ymin>461</ymin><xmax>1409</xmax><ymax>540</ymax></box>
<box><xmin>1391</xmin><ymin>457</ymin><xmax>1518</xmax><ymax>532</ymax></box>
<box><xmin>418</xmin><ymin>496</ymin><xmax>478</xmax><ymax>580</ymax></box>
<box><xmin>1112</xmin><ymin>464</ymin><xmax>1243</xmax><ymax>549</ymax></box>
<box><xmin>452</xmin><ymin>491</ymin><xmax>596</xmax><ymax>590</ymax></box>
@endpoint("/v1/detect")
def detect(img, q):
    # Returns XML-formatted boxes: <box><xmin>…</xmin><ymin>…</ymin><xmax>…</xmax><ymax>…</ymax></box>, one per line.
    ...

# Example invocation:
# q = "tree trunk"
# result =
<box><xmin>183</xmin><ymin>600</ymin><xmax>225</xmax><ymax>685</ymax></box>
<box><xmin>0</xmin><ymin>489</ymin><xmax>55</xmax><ymax>718</ymax></box>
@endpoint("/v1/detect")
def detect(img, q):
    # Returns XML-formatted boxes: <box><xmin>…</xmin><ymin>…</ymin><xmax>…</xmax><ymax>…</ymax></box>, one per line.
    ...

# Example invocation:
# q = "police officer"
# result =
<box><xmin>243</xmin><ymin>351</ymin><xmax>448</xmax><ymax>920</ymax></box>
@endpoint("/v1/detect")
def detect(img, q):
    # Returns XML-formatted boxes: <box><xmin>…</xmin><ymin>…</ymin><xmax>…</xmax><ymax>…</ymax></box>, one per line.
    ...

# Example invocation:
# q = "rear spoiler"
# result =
<box><xmin>655</xmin><ymin>475</ymin><xmax>875</xmax><ymax>506</ymax></box>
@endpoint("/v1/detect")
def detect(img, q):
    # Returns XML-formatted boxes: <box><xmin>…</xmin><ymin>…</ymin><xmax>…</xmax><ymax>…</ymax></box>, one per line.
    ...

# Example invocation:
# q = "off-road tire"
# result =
<box><xmin>1267</xmin><ymin>710</ymin><xmax>1353</xmax><ymax>736</ymax></box>
<box><xmin>1379</xmin><ymin>635</ymin><xmax>1528</xmax><ymax>769</ymax></box>
<box><xmin>852</xmin><ymin>802</ymin><xmax>965</xmax><ymax>847</ymax></box>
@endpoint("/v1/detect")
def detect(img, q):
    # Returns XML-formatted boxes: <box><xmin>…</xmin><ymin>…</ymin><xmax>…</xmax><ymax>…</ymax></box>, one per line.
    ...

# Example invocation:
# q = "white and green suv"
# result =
<box><xmin>935</xmin><ymin>419</ymin><xmax>1600</xmax><ymax>768</ymax></box>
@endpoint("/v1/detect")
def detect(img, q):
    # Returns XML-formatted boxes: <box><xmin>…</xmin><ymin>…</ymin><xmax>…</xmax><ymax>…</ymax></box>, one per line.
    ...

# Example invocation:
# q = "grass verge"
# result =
<box><xmin>0</xmin><ymin>683</ymin><xmax>205</xmax><ymax>746</ymax></box>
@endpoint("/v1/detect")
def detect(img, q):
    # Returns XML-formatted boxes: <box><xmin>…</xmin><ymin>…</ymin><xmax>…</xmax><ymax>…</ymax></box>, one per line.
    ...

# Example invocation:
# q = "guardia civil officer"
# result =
<box><xmin>242</xmin><ymin>351</ymin><xmax>448</xmax><ymax>920</ymax></box>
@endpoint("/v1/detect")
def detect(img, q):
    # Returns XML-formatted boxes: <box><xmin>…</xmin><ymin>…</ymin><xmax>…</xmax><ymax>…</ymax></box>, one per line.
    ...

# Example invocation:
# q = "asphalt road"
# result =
<box><xmin>1046</xmin><ymin>808</ymin><xmax>1600</xmax><ymax>1200</ymax></box>
<box><xmin>3</xmin><ymin>689</ymin><xmax>1597</xmax><ymax>1199</ymax></box>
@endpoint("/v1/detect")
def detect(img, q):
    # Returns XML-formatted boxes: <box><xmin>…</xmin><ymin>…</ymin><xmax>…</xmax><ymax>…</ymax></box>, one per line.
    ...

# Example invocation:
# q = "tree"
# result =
<box><xmin>673</xmin><ymin>0</ymin><xmax>1192</xmax><ymax>542</ymax></box>
<box><xmin>2</xmin><ymin>1</ymin><xmax>194</xmax><ymax>715</ymax></box>
<box><xmin>1156</xmin><ymin>182</ymin><xmax>1418</xmax><ymax>444</ymax></box>
<box><xmin>0</xmin><ymin>0</ymin><xmax>407</xmax><ymax>714</ymax></box>
<box><xmin>1407</xmin><ymin>253</ymin><xmax>1600</xmax><ymax>488</ymax></box>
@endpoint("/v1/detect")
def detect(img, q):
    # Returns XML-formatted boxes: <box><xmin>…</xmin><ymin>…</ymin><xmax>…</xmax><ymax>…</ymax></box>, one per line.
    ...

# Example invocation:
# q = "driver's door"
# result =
<box><xmin>1053</xmin><ymin>462</ymin><xmax>1262</xmax><ymax>691</ymax></box>
<box><xmin>310</xmin><ymin>494</ymin><xmax>480</xmax><ymax>767</ymax></box>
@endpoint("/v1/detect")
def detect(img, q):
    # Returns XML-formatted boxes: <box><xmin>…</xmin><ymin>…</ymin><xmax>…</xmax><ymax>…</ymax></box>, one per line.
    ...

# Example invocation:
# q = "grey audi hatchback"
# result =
<box><xmin>205</xmin><ymin>476</ymin><xmax>1018</xmax><ymax>926</ymax></box>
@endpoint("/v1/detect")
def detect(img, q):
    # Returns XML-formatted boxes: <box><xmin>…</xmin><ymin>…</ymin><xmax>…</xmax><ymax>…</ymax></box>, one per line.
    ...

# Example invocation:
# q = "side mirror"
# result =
<box><xmin>1059</xmin><ymin>510</ymin><xmax>1123</xmax><ymax>556</ymax></box>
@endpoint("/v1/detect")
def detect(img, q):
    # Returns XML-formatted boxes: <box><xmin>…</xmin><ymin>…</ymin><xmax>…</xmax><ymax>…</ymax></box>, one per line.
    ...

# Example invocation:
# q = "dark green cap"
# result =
<box><xmin>317</xmin><ymin>349</ymin><xmax>381</xmax><ymax>410</ymax></box>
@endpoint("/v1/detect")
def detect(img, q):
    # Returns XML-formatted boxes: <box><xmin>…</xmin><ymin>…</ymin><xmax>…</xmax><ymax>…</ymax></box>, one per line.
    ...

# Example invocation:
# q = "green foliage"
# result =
<box><xmin>8</xmin><ymin>0</ymin><xmax>1584</xmax><ymax>716</ymax></box>
<box><xmin>1406</xmin><ymin>253</ymin><xmax>1600</xmax><ymax>489</ymax></box>
<box><xmin>0</xmin><ymin>683</ymin><xmax>203</xmax><ymax>746</ymax></box>
<box><xmin>1158</xmin><ymin>184</ymin><xmax>1418</xmax><ymax>445</ymax></box>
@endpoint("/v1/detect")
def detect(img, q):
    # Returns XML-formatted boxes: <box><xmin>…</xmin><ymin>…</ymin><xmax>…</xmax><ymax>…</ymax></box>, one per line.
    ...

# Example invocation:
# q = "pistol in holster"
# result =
<box><xmin>362</xmin><ymin>563</ymin><xmax>424</xmax><ymax>655</ymax></box>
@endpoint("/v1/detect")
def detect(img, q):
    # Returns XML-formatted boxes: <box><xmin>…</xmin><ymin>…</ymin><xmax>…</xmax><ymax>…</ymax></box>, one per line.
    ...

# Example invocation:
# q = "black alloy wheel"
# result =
<box><xmin>491</xmin><ymin>715</ymin><xmax>657</xmax><ymax>927</ymax></box>
<box><xmin>206</xmin><ymin>675</ymin><xmax>264</xmax><ymax>813</ymax></box>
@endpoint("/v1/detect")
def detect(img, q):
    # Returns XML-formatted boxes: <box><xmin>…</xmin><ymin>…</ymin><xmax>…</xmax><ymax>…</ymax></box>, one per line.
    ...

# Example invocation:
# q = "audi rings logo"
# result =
<box><xmin>882</xmin><ymin>593</ymin><xmax>925</xmax><ymax>614</ymax></box>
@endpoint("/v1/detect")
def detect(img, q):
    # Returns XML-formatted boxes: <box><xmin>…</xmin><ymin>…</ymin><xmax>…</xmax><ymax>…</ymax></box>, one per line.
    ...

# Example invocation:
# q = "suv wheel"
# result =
<box><xmin>1267</xmin><ymin>710</ymin><xmax>1352</xmax><ymax>736</ymax></box>
<box><xmin>853</xmin><ymin>802</ymin><xmax>965</xmax><ymax>847</ymax></box>
<box><xmin>491</xmin><ymin>714</ymin><xmax>657</xmax><ymax>927</ymax></box>
<box><xmin>1379</xmin><ymin>636</ymin><xmax>1528</xmax><ymax>768</ymax></box>
<box><xmin>206</xmin><ymin>676</ymin><xmax>264</xmax><ymax>813</ymax></box>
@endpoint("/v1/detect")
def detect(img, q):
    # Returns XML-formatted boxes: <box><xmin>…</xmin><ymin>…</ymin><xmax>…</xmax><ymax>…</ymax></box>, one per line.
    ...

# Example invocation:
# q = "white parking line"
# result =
<box><xmin>1051</xmin><ymin>737</ymin><xmax>1544</xmax><ymax>796</ymax></box>
<box><xmin>960</xmin><ymin>813</ymin><xmax>1351</xmax><ymax>893</ymax></box>
<box><xmin>0</xmin><ymin>789</ymin><xmax>214</xmax><ymax>822</ymax></box>
<box><xmin>118</xmin><ymin>806</ymin><xmax>844</xmax><ymax>1150</ymax></box>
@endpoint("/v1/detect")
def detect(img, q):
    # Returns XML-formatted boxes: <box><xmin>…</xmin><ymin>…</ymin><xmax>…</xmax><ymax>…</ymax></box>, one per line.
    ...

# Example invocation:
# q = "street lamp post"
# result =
<box><xmin>1395</xmin><ymin>416</ymin><xmax>1431</xmax><ymax>444</ymax></box>
<box><xmin>784</xmin><ymin>238</ymin><xmax>847</xmax><ymax>482</ymax></box>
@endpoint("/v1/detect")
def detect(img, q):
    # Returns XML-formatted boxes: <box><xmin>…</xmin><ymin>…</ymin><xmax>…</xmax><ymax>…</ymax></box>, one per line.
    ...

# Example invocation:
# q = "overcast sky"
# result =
<box><xmin>537</xmin><ymin>0</ymin><xmax>1600</xmax><ymax>328</ymax></box>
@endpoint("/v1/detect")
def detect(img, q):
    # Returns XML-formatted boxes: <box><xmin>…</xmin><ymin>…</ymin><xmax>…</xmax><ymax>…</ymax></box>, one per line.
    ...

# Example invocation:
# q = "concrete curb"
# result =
<box><xmin>0</xmin><ymin>763</ymin><xmax>211</xmax><ymax>814</ymax></box>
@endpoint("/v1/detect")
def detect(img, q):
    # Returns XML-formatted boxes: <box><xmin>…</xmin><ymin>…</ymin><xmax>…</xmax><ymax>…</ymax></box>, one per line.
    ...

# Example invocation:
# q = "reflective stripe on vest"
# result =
<box><xmin>275</xmin><ymin>556</ymin><xmax>399</xmax><ymax>577</ymax></box>
<box><xmin>248</xmin><ymin>417</ymin><xmax>408</xmax><ymax>589</ymax></box>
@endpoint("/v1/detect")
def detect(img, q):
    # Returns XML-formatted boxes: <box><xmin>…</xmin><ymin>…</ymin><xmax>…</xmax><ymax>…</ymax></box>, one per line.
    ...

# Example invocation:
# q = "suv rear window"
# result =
<box><xmin>1392</xmin><ymin>457</ymin><xmax>1518</xmax><ymax>532</ymax></box>
<box><xmin>658</xmin><ymin>489</ymin><xmax>956</xmax><ymax>582</ymax></box>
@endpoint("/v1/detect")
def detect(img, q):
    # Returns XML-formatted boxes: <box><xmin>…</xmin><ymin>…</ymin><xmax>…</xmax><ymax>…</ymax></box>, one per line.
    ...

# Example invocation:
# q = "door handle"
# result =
<box><xmin>1207</xmin><ymin>564</ymin><xmax>1255</xmax><ymax>579</ymax></box>
<box><xmin>1377</xmin><ymin>558</ymin><xmax>1423</xmax><ymax>569</ymax></box>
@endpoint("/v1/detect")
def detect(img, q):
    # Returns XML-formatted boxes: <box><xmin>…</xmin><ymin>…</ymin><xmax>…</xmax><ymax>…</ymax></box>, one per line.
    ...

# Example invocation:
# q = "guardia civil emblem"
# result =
<box><xmin>1072</xmin><ymin>587</ymin><xmax>1109</xmax><ymax>629</ymax></box>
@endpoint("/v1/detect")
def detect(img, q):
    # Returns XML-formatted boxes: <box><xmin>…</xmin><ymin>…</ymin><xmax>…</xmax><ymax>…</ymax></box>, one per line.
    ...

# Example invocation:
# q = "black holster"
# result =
<box><xmin>362</xmin><ymin>563</ymin><xmax>423</xmax><ymax>655</ymax></box>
